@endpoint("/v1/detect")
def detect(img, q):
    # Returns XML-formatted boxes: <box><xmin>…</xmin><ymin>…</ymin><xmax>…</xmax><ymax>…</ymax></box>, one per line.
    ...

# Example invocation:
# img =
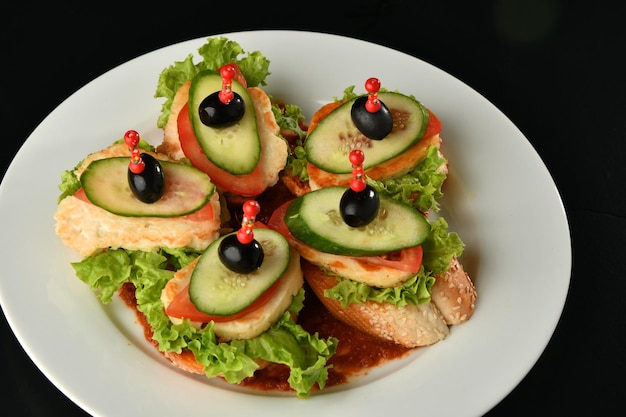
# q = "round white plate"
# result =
<box><xmin>0</xmin><ymin>31</ymin><xmax>571</xmax><ymax>416</ymax></box>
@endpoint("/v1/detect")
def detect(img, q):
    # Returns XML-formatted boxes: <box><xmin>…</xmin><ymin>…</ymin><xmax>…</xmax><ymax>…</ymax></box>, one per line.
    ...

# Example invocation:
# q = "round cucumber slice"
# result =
<box><xmin>188</xmin><ymin>70</ymin><xmax>261</xmax><ymax>175</ymax></box>
<box><xmin>189</xmin><ymin>228</ymin><xmax>291</xmax><ymax>316</ymax></box>
<box><xmin>285</xmin><ymin>186</ymin><xmax>430</xmax><ymax>256</ymax></box>
<box><xmin>80</xmin><ymin>157</ymin><xmax>215</xmax><ymax>217</ymax></box>
<box><xmin>305</xmin><ymin>92</ymin><xmax>429</xmax><ymax>174</ymax></box>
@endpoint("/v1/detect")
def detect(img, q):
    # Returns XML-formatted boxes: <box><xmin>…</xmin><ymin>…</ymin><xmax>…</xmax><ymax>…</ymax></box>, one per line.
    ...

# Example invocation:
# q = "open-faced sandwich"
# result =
<box><xmin>54</xmin><ymin>131</ymin><xmax>221</xmax><ymax>257</ymax></box>
<box><xmin>155</xmin><ymin>38</ymin><xmax>294</xmax><ymax>199</ymax></box>
<box><xmin>272</xmin><ymin>79</ymin><xmax>477</xmax><ymax>347</ymax></box>
<box><xmin>281</xmin><ymin>78</ymin><xmax>448</xmax><ymax>215</ymax></box>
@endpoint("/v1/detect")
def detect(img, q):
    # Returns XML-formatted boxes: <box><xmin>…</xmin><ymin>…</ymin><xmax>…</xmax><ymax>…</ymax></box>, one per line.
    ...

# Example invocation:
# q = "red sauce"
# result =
<box><xmin>118</xmin><ymin>181</ymin><xmax>414</xmax><ymax>395</ymax></box>
<box><xmin>240</xmin><ymin>282</ymin><xmax>412</xmax><ymax>393</ymax></box>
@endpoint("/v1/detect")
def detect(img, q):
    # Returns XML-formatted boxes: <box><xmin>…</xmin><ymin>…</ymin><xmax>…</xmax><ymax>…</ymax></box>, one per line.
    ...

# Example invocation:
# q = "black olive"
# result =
<box><xmin>218</xmin><ymin>233</ymin><xmax>264</xmax><ymax>274</ymax></box>
<box><xmin>340</xmin><ymin>184</ymin><xmax>380</xmax><ymax>227</ymax></box>
<box><xmin>128</xmin><ymin>153</ymin><xmax>165</xmax><ymax>204</ymax></box>
<box><xmin>198</xmin><ymin>91</ymin><xmax>245</xmax><ymax>128</ymax></box>
<box><xmin>350</xmin><ymin>95</ymin><xmax>393</xmax><ymax>140</ymax></box>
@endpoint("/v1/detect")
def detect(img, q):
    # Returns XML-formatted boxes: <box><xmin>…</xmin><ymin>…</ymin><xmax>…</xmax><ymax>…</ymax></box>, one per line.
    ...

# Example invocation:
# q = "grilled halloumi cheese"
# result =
<box><xmin>157</xmin><ymin>81</ymin><xmax>288</xmax><ymax>193</ymax></box>
<box><xmin>161</xmin><ymin>248</ymin><xmax>303</xmax><ymax>341</ymax></box>
<box><xmin>54</xmin><ymin>143</ymin><xmax>221</xmax><ymax>257</ymax></box>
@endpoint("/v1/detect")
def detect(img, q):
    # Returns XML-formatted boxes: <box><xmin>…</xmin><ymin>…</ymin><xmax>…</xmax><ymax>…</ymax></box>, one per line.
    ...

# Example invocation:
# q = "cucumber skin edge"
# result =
<box><xmin>284</xmin><ymin>189</ymin><xmax>430</xmax><ymax>257</ymax></box>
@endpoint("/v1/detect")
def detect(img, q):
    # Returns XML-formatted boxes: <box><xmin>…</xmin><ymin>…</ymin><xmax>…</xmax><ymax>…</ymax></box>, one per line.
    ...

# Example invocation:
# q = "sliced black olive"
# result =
<box><xmin>218</xmin><ymin>234</ymin><xmax>265</xmax><ymax>274</ymax></box>
<box><xmin>340</xmin><ymin>184</ymin><xmax>380</xmax><ymax>227</ymax></box>
<box><xmin>351</xmin><ymin>95</ymin><xmax>393</xmax><ymax>140</ymax></box>
<box><xmin>128</xmin><ymin>153</ymin><xmax>165</xmax><ymax>204</ymax></box>
<box><xmin>198</xmin><ymin>91</ymin><xmax>245</xmax><ymax>128</ymax></box>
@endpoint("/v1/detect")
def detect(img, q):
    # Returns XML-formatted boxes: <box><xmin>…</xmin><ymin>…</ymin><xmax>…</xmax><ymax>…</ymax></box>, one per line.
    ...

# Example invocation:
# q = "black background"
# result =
<box><xmin>2</xmin><ymin>1</ymin><xmax>625</xmax><ymax>415</ymax></box>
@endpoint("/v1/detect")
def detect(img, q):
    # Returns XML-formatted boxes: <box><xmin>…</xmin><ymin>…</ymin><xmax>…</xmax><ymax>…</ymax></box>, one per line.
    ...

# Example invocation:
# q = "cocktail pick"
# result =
<box><xmin>198</xmin><ymin>63</ymin><xmax>245</xmax><ymax>128</ymax></box>
<box><xmin>219</xmin><ymin>200</ymin><xmax>265</xmax><ymax>274</ymax></box>
<box><xmin>340</xmin><ymin>149</ymin><xmax>380</xmax><ymax>227</ymax></box>
<box><xmin>218</xmin><ymin>64</ymin><xmax>236</xmax><ymax>104</ymax></box>
<box><xmin>124</xmin><ymin>129</ymin><xmax>165</xmax><ymax>204</ymax></box>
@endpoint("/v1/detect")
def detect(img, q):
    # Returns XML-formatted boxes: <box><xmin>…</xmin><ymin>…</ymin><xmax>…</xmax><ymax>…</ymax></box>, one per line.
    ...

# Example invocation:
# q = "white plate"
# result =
<box><xmin>0</xmin><ymin>31</ymin><xmax>571</xmax><ymax>416</ymax></box>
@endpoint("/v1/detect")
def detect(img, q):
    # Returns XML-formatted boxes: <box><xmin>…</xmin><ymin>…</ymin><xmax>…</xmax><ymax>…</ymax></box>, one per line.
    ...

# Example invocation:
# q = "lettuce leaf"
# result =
<box><xmin>71</xmin><ymin>247</ymin><xmax>337</xmax><ymax>399</ymax></box>
<box><xmin>273</xmin><ymin>103</ymin><xmax>309</xmax><ymax>181</ymax></box>
<box><xmin>368</xmin><ymin>145</ymin><xmax>447</xmax><ymax>213</ymax></box>
<box><xmin>422</xmin><ymin>217</ymin><xmax>465</xmax><ymax>274</ymax></box>
<box><xmin>154</xmin><ymin>37</ymin><xmax>271</xmax><ymax>128</ymax></box>
<box><xmin>324</xmin><ymin>268</ymin><xmax>435</xmax><ymax>308</ymax></box>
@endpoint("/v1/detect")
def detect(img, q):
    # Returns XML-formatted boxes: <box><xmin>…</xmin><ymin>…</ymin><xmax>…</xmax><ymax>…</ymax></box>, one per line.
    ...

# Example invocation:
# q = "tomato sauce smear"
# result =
<box><xmin>240</xmin><ymin>282</ymin><xmax>413</xmax><ymax>393</ymax></box>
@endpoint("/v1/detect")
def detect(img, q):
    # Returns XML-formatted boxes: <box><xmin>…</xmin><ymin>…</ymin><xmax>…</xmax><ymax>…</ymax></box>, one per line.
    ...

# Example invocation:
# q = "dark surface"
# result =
<box><xmin>2</xmin><ymin>1</ymin><xmax>624</xmax><ymax>415</ymax></box>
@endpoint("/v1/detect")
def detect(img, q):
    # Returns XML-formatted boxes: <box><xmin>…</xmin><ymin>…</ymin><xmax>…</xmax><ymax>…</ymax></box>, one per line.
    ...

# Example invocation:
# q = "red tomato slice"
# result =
<box><xmin>72</xmin><ymin>187</ymin><xmax>214</xmax><ymax>221</ymax></box>
<box><xmin>177</xmin><ymin>103</ymin><xmax>266</xmax><ymax>196</ymax></box>
<box><xmin>267</xmin><ymin>200</ymin><xmax>423</xmax><ymax>273</ymax></box>
<box><xmin>423</xmin><ymin>109</ymin><xmax>442</xmax><ymax>138</ymax></box>
<box><xmin>355</xmin><ymin>245</ymin><xmax>422</xmax><ymax>273</ymax></box>
<box><xmin>165</xmin><ymin>274</ymin><xmax>283</xmax><ymax>323</ymax></box>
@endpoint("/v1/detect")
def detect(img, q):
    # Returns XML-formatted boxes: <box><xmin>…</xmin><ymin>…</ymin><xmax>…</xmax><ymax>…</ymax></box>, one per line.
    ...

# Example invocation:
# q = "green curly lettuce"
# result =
<box><xmin>154</xmin><ymin>37</ymin><xmax>271</xmax><ymax>128</ymax></box>
<box><xmin>273</xmin><ymin>102</ymin><xmax>309</xmax><ymax>181</ymax></box>
<box><xmin>368</xmin><ymin>145</ymin><xmax>448</xmax><ymax>213</ymax></box>
<box><xmin>71</xmin><ymin>247</ymin><xmax>337</xmax><ymax>399</ymax></box>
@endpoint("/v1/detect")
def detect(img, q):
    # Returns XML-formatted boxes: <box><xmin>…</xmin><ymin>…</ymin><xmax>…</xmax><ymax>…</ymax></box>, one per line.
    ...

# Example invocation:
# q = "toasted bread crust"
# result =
<box><xmin>280</xmin><ymin>173</ymin><xmax>311</xmax><ymax>197</ymax></box>
<box><xmin>430</xmin><ymin>257</ymin><xmax>477</xmax><ymax>325</ymax></box>
<box><xmin>301</xmin><ymin>260</ymin><xmax>449</xmax><ymax>348</ymax></box>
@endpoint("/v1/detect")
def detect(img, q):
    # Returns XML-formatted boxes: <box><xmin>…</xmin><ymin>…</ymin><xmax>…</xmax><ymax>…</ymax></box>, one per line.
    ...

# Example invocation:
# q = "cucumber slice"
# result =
<box><xmin>285</xmin><ymin>186</ymin><xmax>430</xmax><ymax>256</ymax></box>
<box><xmin>305</xmin><ymin>92</ymin><xmax>429</xmax><ymax>174</ymax></box>
<box><xmin>188</xmin><ymin>70</ymin><xmax>261</xmax><ymax>175</ymax></box>
<box><xmin>80</xmin><ymin>157</ymin><xmax>215</xmax><ymax>217</ymax></box>
<box><xmin>189</xmin><ymin>228</ymin><xmax>291</xmax><ymax>316</ymax></box>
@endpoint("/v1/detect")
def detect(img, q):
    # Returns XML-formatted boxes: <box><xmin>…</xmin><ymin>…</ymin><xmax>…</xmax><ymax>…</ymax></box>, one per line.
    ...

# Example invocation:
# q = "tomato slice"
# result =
<box><xmin>356</xmin><ymin>246</ymin><xmax>422</xmax><ymax>273</ymax></box>
<box><xmin>267</xmin><ymin>200</ymin><xmax>422</xmax><ymax>273</ymax></box>
<box><xmin>165</xmin><ymin>274</ymin><xmax>282</xmax><ymax>323</ymax></box>
<box><xmin>423</xmin><ymin>109</ymin><xmax>442</xmax><ymax>138</ymax></box>
<box><xmin>177</xmin><ymin>103</ymin><xmax>266</xmax><ymax>196</ymax></box>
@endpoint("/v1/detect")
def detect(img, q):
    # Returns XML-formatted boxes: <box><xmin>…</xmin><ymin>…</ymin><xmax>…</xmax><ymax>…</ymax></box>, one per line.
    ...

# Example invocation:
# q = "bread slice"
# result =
<box><xmin>54</xmin><ymin>143</ymin><xmax>221</xmax><ymax>256</ymax></box>
<box><xmin>301</xmin><ymin>260</ymin><xmax>449</xmax><ymax>348</ymax></box>
<box><xmin>430</xmin><ymin>257</ymin><xmax>477</xmax><ymax>325</ymax></box>
<box><xmin>300</xmin><ymin>254</ymin><xmax>477</xmax><ymax>347</ymax></box>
